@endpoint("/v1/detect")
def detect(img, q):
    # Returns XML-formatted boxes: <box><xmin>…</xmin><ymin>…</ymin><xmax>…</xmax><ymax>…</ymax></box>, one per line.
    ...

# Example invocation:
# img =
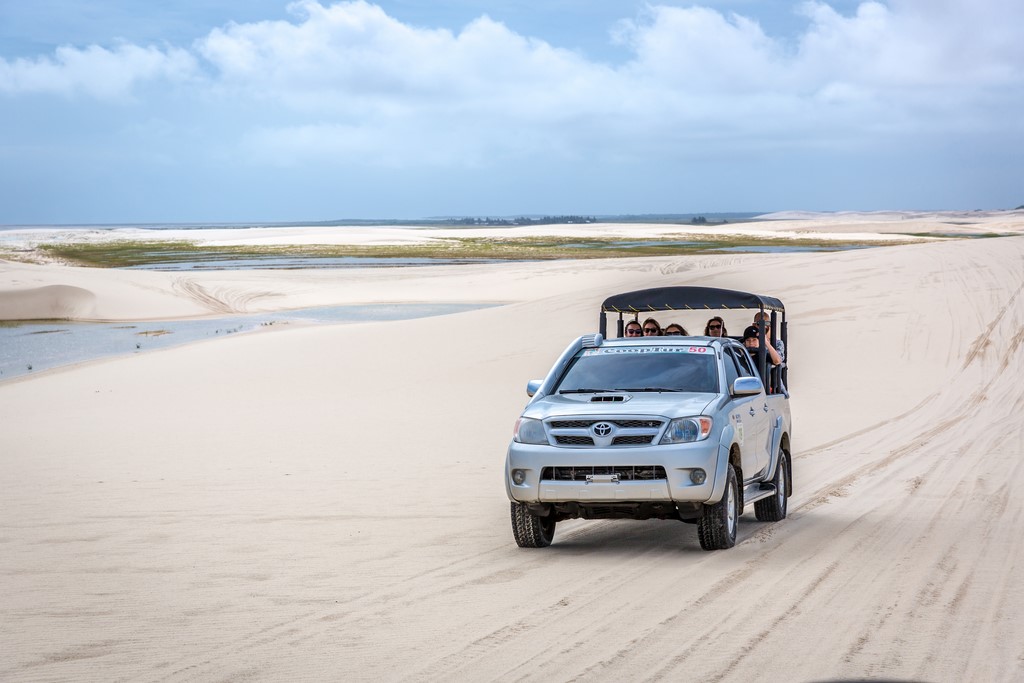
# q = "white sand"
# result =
<box><xmin>2</xmin><ymin>215</ymin><xmax>1024</xmax><ymax>681</ymax></box>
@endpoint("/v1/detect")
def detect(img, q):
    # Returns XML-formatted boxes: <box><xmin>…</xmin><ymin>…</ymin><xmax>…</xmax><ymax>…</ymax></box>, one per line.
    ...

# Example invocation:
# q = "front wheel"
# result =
<box><xmin>510</xmin><ymin>502</ymin><xmax>555</xmax><ymax>547</ymax></box>
<box><xmin>698</xmin><ymin>464</ymin><xmax>739</xmax><ymax>550</ymax></box>
<box><xmin>754</xmin><ymin>450</ymin><xmax>789</xmax><ymax>522</ymax></box>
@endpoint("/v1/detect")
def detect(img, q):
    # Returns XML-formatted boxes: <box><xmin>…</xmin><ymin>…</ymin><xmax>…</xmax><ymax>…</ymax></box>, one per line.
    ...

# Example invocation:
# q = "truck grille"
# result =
<box><xmin>547</xmin><ymin>417</ymin><xmax>665</xmax><ymax>447</ymax></box>
<box><xmin>541</xmin><ymin>466</ymin><xmax>668</xmax><ymax>481</ymax></box>
<box><xmin>550</xmin><ymin>419</ymin><xmax>662</xmax><ymax>429</ymax></box>
<box><xmin>555</xmin><ymin>436</ymin><xmax>596</xmax><ymax>446</ymax></box>
<box><xmin>612</xmin><ymin>435</ymin><xmax>656</xmax><ymax>446</ymax></box>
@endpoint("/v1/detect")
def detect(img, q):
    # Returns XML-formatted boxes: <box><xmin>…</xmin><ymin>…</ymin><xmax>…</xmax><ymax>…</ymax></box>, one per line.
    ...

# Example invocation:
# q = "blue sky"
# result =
<box><xmin>1</xmin><ymin>0</ymin><xmax>1021</xmax><ymax>224</ymax></box>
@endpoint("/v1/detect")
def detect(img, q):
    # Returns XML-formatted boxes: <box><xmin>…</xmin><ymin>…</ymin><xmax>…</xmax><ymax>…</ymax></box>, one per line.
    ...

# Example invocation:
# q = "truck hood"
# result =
<box><xmin>523</xmin><ymin>392</ymin><xmax>717</xmax><ymax>420</ymax></box>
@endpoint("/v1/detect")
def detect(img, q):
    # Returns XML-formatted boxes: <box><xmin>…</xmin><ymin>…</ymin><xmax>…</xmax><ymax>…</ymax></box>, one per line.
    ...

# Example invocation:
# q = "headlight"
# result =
<box><xmin>513</xmin><ymin>417</ymin><xmax>548</xmax><ymax>444</ymax></box>
<box><xmin>660</xmin><ymin>416</ymin><xmax>713</xmax><ymax>444</ymax></box>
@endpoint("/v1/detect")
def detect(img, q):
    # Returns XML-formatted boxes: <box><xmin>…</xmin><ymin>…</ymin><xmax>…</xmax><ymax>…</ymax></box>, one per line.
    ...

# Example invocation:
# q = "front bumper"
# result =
<box><xmin>505</xmin><ymin>440</ymin><xmax>724</xmax><ymax>505</ymax></box>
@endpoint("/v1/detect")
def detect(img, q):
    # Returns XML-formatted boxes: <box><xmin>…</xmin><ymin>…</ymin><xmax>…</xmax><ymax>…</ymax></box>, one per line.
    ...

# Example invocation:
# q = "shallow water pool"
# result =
<box><xmin>0</xmin><ymin>302</ymin><xmax>494</xmax><ymax>381</ymax></box>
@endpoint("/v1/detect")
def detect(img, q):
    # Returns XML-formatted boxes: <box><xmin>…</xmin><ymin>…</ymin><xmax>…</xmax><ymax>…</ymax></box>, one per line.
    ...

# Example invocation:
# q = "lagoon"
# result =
<box><xmin>0</xmin><ymin>302</ymin><xmax>494</xmax><ymax>381</ymax></box>
<box><xmin>123</xmin><ymin>255</ymin><xmax>519</xmax><ymax>270</ymax></box>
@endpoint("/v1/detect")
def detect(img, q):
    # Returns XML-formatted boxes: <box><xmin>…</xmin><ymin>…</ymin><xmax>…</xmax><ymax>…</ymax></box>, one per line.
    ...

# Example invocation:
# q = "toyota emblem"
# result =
<box><xmin>593</xmin><ymin>422</ymin><xmax>613</xmax><ymax>437</ymax></box>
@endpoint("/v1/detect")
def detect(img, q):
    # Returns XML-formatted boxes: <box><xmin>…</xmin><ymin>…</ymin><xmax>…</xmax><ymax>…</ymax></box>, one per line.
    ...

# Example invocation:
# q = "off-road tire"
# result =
<box><xmin>698</xmin><ymin>465</ymin><xmax>739</xmax><ymax>550</ymax></box>
<box><xmin>754</xmin><ymin>450</ymin><xmax>789</xmax><ymax>522</ymax></box>
<box><xmin>510</xmin><ymin>502</ymin><xmax>556</xmax><ymax>548</ymax></box>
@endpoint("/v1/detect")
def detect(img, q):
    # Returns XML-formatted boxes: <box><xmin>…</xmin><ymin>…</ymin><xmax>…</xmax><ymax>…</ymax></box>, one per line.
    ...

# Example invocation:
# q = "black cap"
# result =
<box><xmin>742</xmin><ymin>325</ymin><xmax>759</xmax><ymax>341</ymax></box>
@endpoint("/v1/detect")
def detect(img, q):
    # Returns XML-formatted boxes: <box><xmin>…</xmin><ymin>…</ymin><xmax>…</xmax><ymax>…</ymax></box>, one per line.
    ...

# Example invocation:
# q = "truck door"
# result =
<box><xmin>723</xmin><ymin>348</ymin><xmax>768</xmax><ymax>483</ymax></box>
<box><xmin>732</xmin><ymin>347</ymin><xmax>771</xmax><ymax>478</ymax></box>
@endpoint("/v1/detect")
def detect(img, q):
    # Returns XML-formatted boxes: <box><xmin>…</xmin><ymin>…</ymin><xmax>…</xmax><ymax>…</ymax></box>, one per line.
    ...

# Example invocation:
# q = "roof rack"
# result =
<box><xmin>601</xmin><ymin>286</ymin><xmax>784</xmax><ymax>316</ymax></box>
<box><xmin>599</xmin><ymin>286</ymin><xmax>787</xmax><ymax>393</ymax></box>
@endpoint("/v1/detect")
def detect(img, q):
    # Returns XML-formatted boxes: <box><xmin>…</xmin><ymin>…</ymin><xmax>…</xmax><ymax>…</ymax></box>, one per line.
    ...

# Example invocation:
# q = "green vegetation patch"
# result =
<box><xmin>451</xmin><ymin>235</ymin><xmax>897</xmax><ymax>258</ymax></box>
<box><xmin>899</xmin><ymin>232</ymin><xmax>1018</xmax><ymax>240</ymax></box>
<box><xmin>32</xmin><ymin>234</ymin><xmax>935</xmax><ymax>268</ymax></box>
<box><xmin>39</xmin><ymin>240</ymin><xmax>226</xmax><ymax>267</ymax></box>
<box><xmin>0</xmin><ymin>319</ymin><xmax>72</xmax><ymax>327</ymax></box>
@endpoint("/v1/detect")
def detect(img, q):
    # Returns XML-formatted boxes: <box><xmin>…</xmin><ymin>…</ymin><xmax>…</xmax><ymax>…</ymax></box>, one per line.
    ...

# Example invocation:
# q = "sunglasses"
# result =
<box><xmin>709</xmin><ymin>324</ymin><xmax>722</xmax><ymax>330</ymax></box>
<box><xmin>643</xmin><ymin>328</ymin><xmax>659</xmax><ymax>333</ymax></box>
<box><xmin>626</xmin><ymin>329</ymin><xmax>643</xmax><ymax>335</ymax></box>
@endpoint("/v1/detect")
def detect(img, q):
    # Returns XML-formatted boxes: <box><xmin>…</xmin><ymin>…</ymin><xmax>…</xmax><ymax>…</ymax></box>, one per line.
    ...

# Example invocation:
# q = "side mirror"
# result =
<box><xmin>731</xmin><ymin>376</ymin><xmax>763</xmax><ymax>397</ymax></box>
<box><xmin>526</xmin><ymin>380</ymin><xmax>543</xmax><ymax>397</ymax></box>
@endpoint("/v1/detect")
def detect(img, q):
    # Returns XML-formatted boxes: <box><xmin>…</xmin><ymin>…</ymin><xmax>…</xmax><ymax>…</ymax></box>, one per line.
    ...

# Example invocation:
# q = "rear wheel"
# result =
<box><xmin>510</xmin><ymin>502</ymin><xmax>555</xmax><ymax>547</ymax></box>
<box><xmin>698</xmin><ymin>465</ymin><xmax>739</xmax><ymax>550</ymax></box>
<box><xmin>755</xmin><ymin>450</ymin><xmax>788</xmax><ymax>522</ymax></box>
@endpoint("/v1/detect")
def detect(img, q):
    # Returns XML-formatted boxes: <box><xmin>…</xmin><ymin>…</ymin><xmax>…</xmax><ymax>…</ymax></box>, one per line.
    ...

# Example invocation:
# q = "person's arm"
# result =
<box><xmin>766</xmin><ymin>342</ymin><xmax>782</xmax><ymax>366</ymax></box>
<box><xmin>774</xmin><ymin>338</ymin><xmax>786</xmax><ymax>362</ymax></box>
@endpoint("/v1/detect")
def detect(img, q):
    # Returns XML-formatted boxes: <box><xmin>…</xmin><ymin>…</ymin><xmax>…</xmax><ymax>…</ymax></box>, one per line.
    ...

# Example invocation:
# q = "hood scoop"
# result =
<box><xmin>591</xmin><ymin>394</ymin><xmax>629</xmax><ymax>403</ymax></box>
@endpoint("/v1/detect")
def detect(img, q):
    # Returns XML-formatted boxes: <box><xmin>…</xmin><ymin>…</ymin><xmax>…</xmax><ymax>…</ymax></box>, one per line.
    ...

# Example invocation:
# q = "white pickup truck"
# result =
<box><xmin>505</xmin><ymin>286</ymin><xmax>792</xmax><ymax>550</ymax></box>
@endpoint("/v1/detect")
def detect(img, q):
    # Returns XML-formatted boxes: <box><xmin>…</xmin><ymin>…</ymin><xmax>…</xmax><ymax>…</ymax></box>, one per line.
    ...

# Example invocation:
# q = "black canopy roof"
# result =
<box><xmin>601</xmin><ymin>286</ymin><xmax>785</xmax><ymax>314</ymax></box>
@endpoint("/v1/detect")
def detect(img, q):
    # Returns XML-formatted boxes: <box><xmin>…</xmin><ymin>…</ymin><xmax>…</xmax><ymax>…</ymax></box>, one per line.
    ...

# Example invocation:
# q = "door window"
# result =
<box><xmin>734</xmin><ymin>347</ymin><xmax>757</xmax><ymax>377</ymax></box>
<box><xmin>723</xmin><ymin>348</ymin><xmax>741</xmax><ymax>391</ymax></box>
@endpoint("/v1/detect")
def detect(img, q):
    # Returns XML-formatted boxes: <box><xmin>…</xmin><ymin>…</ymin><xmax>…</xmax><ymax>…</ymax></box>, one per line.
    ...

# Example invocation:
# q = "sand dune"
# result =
<box><xmin>0</xmin><ymin>284</ymin><xmax>97</xmax><ymax>319</ymax></box>
<box><xmin>1</xmin><ymin>220</ymin><xmax>1023</xmax><ymax>681</ymax></box>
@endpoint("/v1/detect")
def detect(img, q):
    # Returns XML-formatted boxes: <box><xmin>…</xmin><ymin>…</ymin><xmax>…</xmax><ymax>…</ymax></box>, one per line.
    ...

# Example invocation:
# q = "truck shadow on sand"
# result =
<box><xmin>535</xmin><ymin>504</ymin><xmax>850</xmax><ymax>557</ymax></box>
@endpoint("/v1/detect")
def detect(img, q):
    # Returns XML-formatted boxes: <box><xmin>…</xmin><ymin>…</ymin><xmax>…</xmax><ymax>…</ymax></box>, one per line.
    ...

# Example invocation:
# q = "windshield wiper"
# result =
<box><xmin>559</xmin><ymin>388</ymin><xmax>614</xmax><ymax>394</ymax></box>
<box><xmin>614</xmin><ymin>387</ymin><xmax>683</xmax><ymax>393</ymax></box>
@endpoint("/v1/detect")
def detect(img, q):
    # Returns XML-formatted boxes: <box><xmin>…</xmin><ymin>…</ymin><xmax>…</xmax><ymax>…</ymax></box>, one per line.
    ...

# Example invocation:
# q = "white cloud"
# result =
<box><xmin>616</xmin><ymin>6</ymin><xmax>787</xmax><ymax>92</ymax></box>
<box><xmin>794</xmin><ymin>0</ymin><xmax>1022</xmax><ymax>89</ymax></box>
<box><xmin>0</xmin><ymin>43</ymin><xmax>198</xmax><ymax>100</ymax></box>
<box><xmin>196</xmin><ymin>0</ymin><xmax>608</xmax><ymax>115</ymax></box>
<box><xmin>1</xmin><ymin>0</ymin><xmax>1021</xmax><ymax>165</ymax></box>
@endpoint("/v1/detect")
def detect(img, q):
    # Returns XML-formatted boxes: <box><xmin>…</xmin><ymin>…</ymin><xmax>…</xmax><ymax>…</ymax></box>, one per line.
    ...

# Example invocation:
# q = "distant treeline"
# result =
<box><xmin>305</xmin><ymin>212</ymin><xmax>761</xmax><ymax>227</ymax></box>
<box><xmin>447</xmin><ymin>215</ymin><xmax>597</xmax><ymax>226</ymax></box>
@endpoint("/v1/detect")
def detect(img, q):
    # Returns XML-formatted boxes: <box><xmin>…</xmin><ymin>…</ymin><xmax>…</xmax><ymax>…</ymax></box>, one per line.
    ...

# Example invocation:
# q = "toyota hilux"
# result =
<box><xmin>505</xmin><ymin>286</ymin><xmax>792</xmax><ymax>550</ymax></box>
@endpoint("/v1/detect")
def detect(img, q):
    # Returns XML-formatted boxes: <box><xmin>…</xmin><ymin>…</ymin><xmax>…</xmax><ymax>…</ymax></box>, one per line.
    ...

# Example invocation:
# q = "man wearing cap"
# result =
<box><xmin>742</xmin><ymin>325</ymin><xmax>782</xmax><ymax>366</ymax></box>
<box><xmin>753</xmin><ymin>311</ymin><xmax>786</xmax><ymax>362</ymax></box>
<box><xmin>743</xmin><ymin>324</ymin><xmax>785</xmax><ymax>394</ymax></box>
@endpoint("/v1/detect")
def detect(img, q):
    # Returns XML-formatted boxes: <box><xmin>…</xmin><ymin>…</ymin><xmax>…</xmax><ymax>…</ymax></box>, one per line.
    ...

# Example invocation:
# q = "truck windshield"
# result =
<box><xmin>555</xmin><ymin>346</ymin><xmax>718</xmax><ymax>394</ymax></box>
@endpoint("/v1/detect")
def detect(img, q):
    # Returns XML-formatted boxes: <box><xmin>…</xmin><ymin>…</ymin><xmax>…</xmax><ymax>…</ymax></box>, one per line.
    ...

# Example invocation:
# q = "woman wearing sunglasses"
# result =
<box><xmin>704</xmin><ymin>316</ymin><xmax>727</xmax><ymax>337</ymax></box>
<box><xmin>624</xmin><ymin>320</ymin><xmax>644</xmax><ymax>337</ymax></box>
<box><xmin>642</xmin><ymin>318</ymin><xmax>662</xmax><ymax>336</ymax></box>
